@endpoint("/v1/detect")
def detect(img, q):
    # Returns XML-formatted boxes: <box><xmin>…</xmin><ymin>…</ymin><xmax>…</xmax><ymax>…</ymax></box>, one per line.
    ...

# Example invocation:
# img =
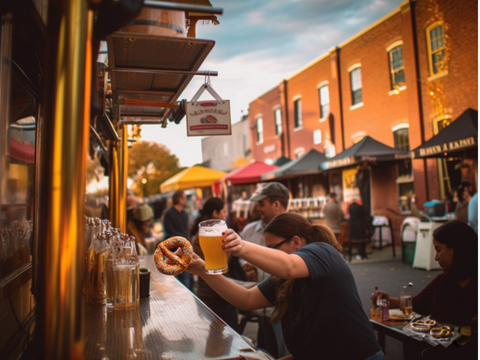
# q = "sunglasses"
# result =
<box><xmin>269</xmin><ymin>236</ymin><xmax>293</xmax><ymax>249</ymax></box>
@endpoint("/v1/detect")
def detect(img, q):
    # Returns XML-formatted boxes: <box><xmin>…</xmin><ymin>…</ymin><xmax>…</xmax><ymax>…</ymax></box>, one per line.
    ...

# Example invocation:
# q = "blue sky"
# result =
<box><xmin>140</xmin><ymin>0</ymin><xmax>405</xmax><ymax>167</ymax></box>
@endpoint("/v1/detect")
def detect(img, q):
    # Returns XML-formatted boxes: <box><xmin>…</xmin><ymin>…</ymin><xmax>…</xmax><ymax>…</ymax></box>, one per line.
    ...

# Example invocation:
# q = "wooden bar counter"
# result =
<box><xmin>84</xmin><ymin>255</ymin><xmax>257</xmax><ymax>359</ymax></box>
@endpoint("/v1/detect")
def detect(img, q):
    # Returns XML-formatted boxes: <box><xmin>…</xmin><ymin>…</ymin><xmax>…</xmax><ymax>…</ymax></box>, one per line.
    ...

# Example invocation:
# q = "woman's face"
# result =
<box><xmin>212</xmin><ymin>204</ymin><xmax>228</xmax><ymax>221</ymax></box>
<box><xmin>264</xmin><ymin>233</ymin><xmax>297</xmax><ymax>254</ymax></box>
<box><xmin>433</xmin><ymin>238</ymin><xmax>454</xmax><ymax>271</ymax></box>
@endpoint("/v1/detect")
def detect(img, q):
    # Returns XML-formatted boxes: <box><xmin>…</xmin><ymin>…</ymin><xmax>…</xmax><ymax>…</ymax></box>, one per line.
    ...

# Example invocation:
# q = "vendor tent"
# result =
<box><xmin>321</xmin><ymin>136</ymin><xmax>411</xmax><ymax>170</ymax></box>
<box><xmin>272</xmin><ymin>156</ymin><xmax>292</xmax><ymax>166</ymax></box>
<box><xmin>160</xmin><ymin>165</ymin><xmax>226</xmax><ymax>192</ymax></box>
<box><xmin>262</xmin><ymin>149</ymin><xmax>326</xmax><ymax>180</ymax></box>
<box><xmin>413</xmin><ymin>108</ymin><xmax>478</xmax><ymax>158</ymax></box>
<box><xmin>218</xmin><ymin>160</ymin><xmax>278</xmax><ymax>185</ymax></box>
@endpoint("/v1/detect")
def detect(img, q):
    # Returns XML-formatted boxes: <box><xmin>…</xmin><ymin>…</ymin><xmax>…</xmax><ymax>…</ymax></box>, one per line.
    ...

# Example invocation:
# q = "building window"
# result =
<box><xmin>256</xmin><ymin>117</ymin><xmax>263</xmax><ymax>143</ymax></box>
<box><xmin>274</xmin><ymin>108</ymin><xmax>282</xmax><ymax>135</ymax></box>
<box><xmin>223</xmin><ymin>142</ymin><xmax>228</xmax><ymax>157</ymax></box>
<box><xmin>318</xmin><ymin>85</ymin><xmax>330</xmax><ymax>119</ymax></box>
<box><xmin>350</xmin><ymin>67</ymin><xmax>362</xmax><ymax>105</ymax></box>
<box><xmin>393</xmin><ymin>127</ymin><xmax>414</xmax><ymax>212</ymax></box>
<box><xmin>294</xmin><ymin>148</ymin><xmax>304</xmax><ymax>159</ymax></box>
<box><xmin>426</xmin><ymin>23</ymin><xmax>446</xmax><ymax>75</ymax></box>
<box><xmin>388</xmin><ymin>45</ymin><xmax>405</xmax><ymax>89</ymax></box>
<box><xmin>313</xmin><ymin>129</ymin><xmax>322</xmax><ymax>145</ymax></box>
<box><xmin>294</xmin><ymin>98</ymin><xmax>302</xmax><ymax>128</ymax></box>
<box><xmin>394</xmin><ymin>127</ymin><xmax>410</xmax><ymax>151</ymax></box>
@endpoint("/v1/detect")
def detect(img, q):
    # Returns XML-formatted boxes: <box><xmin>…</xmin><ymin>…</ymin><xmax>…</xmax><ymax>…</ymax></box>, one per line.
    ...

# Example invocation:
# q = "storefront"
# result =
<box><xmin>413</xmin><ymin>108</ymin><xmax>478</xmax><ymax>198</ymax></box>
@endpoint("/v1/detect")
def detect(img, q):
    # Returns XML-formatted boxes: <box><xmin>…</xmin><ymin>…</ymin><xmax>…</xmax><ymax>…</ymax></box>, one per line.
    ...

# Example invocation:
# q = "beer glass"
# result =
<box><xmin>198</xmin><ymin>219</ymin><xmax>228</xmax><ymax>275</ymax></box>
<box><xmin>113</xmin><ymin>263</ymin><xmax>139</xmax><ymax>310</ymax></box>
<box><xmin>399</xmin><ymin>295</ymin><xmax>413</xmax><ymax>317</ymax></box>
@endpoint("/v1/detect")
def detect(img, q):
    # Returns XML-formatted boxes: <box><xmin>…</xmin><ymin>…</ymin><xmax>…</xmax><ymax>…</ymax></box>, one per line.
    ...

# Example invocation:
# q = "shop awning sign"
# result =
<box><xmin>186</xmin><ymin>83</ymin><xmax>231</xmax><ymax>136</ymax></box>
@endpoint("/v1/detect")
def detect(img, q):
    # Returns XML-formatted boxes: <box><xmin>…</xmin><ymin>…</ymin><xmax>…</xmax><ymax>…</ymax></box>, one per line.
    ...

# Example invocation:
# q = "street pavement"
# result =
<box><xmin>241</xmin><ymin>245</ymin><xmax>443</xmax><ymax>360</ymax></box>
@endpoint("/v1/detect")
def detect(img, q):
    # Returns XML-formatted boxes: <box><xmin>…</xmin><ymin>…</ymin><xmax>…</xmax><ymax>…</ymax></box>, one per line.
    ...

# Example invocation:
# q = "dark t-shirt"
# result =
<box><xmin>413</xmin><ymin>272</ymin><xmax>478</xmax><ymax>326</ymax></box>
<box><xmin>258</xmin><ymin>242</ymin><xmax>380</xmax><ymax>360</ymax></box>
<box><xmin>163</xmin><ymin>206</ymin><xmax>189</xmax><ymax>240</ymax></box>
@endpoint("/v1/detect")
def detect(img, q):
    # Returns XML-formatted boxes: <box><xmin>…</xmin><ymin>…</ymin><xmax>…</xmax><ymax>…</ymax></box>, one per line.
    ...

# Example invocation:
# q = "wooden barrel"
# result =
<box><xmin>120</xmin><ymin>7</ymin><xmax>185</xmax><ymax>37</ymax></box>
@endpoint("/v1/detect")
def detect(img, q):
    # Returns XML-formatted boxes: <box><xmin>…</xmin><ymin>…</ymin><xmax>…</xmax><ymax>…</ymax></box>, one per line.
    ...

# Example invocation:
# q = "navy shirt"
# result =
<box><xmin>163</xmin><ymin>206</ymin><xmax>189</xmax><ymax>240</ymax></box>
<box><xmin>258</xmin><ymin>242</ymin><xmax>380</xmax><ymax>360</ymax></box>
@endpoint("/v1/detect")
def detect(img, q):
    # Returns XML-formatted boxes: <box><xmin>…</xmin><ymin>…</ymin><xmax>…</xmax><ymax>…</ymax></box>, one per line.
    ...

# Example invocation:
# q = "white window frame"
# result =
<box><xmin>313</xmin><ymin>129</ymin><xmax>322</xmax><ymax>145</ymax></box>
<box><xmin>293</xmin><ymin>96</ymin><xmax>302</xmax><ymax>129</ymax></box>
<box><xmin>255</xmin><ymin>116</ymin><xmax>263</xmax><ymax>144</ymax></box>
<box><xmin>348</xmin><ymin>64</ymin><xmax>363</xmax><ymax>108</ymax></box>
<box><xmin>317</xmin><ymin>81</ymin><xmax>330</xmax><ymax>121</ymax></box>
<box><xmin>274</xmin><ymin>107</ymin><xmax>282</xmax><ymax>135</ymax></box>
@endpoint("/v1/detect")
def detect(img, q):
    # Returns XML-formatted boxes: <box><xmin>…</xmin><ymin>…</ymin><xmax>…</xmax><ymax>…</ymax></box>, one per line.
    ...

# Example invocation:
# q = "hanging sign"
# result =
<box><xmin>186</xmin><ymin>83</ymin><xmax>231</xmax><ymax>136</ymax></box>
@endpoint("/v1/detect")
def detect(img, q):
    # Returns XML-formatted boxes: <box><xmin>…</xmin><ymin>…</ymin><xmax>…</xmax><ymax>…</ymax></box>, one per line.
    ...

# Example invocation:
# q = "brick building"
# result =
<box><xmin>248</xmin><ymin>0</ymin><xmax>478</xmax><ymax>221</ymax></box>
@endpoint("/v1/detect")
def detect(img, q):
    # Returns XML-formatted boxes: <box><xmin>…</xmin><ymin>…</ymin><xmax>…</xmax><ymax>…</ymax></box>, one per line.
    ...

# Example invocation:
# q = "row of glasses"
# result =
<box><xmin>84</xmin><ymin>217</ymin><xmax>140</xmax><ymax>311</ymax></box>
<box><xmin>0</xmin><ymin>220</ymin><xmax>33</xmax><ymax>278</ymax></box>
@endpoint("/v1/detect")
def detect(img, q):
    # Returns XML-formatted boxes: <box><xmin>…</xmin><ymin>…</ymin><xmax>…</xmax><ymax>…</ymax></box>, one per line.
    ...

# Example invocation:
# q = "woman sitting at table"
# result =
<box><xmin>190</xmin><ymin>197</ymin><xmax>245</xmax><ymax>332</ymax></box>
<box><xmin>372</xmin><ymin>220</ymin><xmax>477</xmax><ymax>359</ymax></box>
<box><xmin>187</xmin><ymin>212</ymin><xmax>384</xmax><ymax>360</ymax></box>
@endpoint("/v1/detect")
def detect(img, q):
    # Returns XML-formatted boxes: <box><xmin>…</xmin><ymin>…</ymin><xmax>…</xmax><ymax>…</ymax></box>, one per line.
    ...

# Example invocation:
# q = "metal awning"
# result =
<box><xmin>106</xmin><ymin>32</ymin><xmax>215</xmax><ymax>126</ymax></box>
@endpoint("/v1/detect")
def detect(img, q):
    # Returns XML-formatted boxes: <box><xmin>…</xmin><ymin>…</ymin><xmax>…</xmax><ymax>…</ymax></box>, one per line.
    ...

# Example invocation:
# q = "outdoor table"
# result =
<box><xmin>370</xmin><ymin>319</ymin><xmax>468</xmax><ymax>359</ymax></box>
<box><xmin>84</xmin><ymin>255</ymin><xmax>258</xmax><ymax>359</ymax></box>
<box><xmin>370</xmin><ymin>319</ymin><xmax>430</xmax><ymax>359</ymax></box>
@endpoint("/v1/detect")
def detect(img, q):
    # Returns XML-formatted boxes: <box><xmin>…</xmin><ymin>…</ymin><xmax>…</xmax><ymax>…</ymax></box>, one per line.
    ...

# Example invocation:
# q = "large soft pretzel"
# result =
<box><xmin>154</xmin><ymin>237</ymin><xmax>193</xmax><ymax>276</ymax></box>
<box><xmin>430</xmin><ymin>326</ymin><xmax>451</xmax><ymax>338</ymax></box>
<box><xmin>410</xmin><ymin>319</ymin><xmax>437</xmax><ymax>332</ymax></box>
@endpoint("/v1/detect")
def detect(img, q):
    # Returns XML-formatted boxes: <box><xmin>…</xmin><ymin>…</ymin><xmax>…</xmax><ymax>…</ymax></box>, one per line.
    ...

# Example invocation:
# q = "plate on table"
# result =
<box><xmin>388</xmin><ymin>309</ymin><xmax>418</xmax><ymax>321</ymax></box>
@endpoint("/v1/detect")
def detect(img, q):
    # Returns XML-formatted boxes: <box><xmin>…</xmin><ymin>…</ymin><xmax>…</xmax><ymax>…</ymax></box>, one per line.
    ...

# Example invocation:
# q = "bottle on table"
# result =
<box><xmin>400</xmin><ymin>282</ymin><xmax>413</xmax><ymax>317</ymax></box>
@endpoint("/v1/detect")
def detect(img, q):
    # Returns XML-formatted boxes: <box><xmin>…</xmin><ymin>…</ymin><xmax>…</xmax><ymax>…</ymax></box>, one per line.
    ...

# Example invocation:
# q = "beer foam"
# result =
<box><xmin>198</xmin><ymin>220</ymin><xmax>226</xmax><ymax>236</ymax></box>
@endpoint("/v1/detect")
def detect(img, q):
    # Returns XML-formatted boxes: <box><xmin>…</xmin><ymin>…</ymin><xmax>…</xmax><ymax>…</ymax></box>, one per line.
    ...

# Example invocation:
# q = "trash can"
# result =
<box><xmin>400</xmin><ymin>217</ymin><xmax>420</xmax><ymax>264</ymax></box>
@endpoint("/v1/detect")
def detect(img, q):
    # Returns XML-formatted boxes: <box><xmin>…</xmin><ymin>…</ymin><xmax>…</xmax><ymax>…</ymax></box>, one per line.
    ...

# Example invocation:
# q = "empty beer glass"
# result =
<box><xmin>198</xmin><ymin>220</ymin><xmax>228</xmax><ymax>275</ymax></box>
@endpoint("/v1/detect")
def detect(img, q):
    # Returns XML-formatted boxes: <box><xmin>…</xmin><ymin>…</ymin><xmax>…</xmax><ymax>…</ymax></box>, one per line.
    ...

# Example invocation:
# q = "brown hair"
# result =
<box><xmin>172</xmin><ymin>190</ymin><xmax>185</xmax><ymax>205</ymax></box>
<box><xmin>264</xmin><ymin>213</ymin><xmax>343</xmax><ymax>322</ymax></box>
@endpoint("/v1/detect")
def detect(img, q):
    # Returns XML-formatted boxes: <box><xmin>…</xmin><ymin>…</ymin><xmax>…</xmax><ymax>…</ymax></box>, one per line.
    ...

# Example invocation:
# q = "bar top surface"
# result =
<box><xmin>84</xmin><ymin>255</ymin><xmax>257</xmax><ymax>359</ymax></box>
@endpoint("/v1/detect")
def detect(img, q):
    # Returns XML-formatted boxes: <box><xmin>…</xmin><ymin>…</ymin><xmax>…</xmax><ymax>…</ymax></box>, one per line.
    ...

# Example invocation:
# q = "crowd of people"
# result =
<box><xmin>126</xmin><ymin>180</ymin><xmax>477</xmax><ymax>360</ymax></box>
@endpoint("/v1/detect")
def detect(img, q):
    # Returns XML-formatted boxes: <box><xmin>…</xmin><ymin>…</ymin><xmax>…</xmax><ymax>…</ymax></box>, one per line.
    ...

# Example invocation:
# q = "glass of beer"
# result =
<box><xmin>199</xmin><ymin>219</ymin><xmax>228</xmax><ymax>275</ymax></box>
<box><xmin>400</xmin><ymin>295</ymin><xmax>413</xmax><ymax>317</ymax></box>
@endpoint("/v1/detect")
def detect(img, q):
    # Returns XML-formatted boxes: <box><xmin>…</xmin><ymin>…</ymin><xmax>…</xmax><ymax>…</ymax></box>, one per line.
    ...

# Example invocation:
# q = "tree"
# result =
<box><xmin>128</xmin><ymin>141</ymin><xmax>181</xmax><ymax>197</ymax></box>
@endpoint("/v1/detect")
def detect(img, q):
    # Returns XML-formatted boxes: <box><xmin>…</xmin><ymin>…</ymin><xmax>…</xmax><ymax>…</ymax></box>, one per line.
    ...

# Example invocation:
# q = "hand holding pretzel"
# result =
<box><xmin>154</xmin><ymin>236</ymin><xmax>193</xmax><ymax>275</ymax></box>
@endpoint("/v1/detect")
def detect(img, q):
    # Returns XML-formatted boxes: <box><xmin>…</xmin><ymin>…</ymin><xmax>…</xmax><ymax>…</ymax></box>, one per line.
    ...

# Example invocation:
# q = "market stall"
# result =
<box><xmin>160</xmin><ymin>165</ymin><xmax>226</xmax><ymax>192</ymax></box>
<box><xmin>413</xmin><ymin>108</ymin><xmax>477</xmax><ymax>159</ymax></box>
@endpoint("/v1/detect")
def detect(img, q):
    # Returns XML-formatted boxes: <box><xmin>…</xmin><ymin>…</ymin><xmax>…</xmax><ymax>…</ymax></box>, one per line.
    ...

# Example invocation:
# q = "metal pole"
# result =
<box><xmin>37</xmin><ymin>0</ymin><xmax>92</xmax><ymax>358</ymax></box>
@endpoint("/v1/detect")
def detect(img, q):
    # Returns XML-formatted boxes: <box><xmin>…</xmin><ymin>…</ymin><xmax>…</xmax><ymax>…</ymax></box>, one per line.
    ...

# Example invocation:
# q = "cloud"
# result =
<box><xmin>142</xmin><ymin>0</ymin><xmax>405</xmax><ymax>168</ymax></box>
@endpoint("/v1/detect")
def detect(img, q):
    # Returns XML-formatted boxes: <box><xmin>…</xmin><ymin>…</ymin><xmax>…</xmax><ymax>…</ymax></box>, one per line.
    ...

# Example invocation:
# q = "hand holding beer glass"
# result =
<box><xmin>198</xmin><ymin>220</ymin><xmax>228</xmax><ymax>274</ymax></box>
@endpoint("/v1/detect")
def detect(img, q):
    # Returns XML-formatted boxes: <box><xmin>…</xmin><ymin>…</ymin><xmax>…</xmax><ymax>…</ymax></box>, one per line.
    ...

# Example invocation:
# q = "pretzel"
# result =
<box><xmin>410</xmin><ymin>320</ymin><xmax>437</xmax><ymax>332</ymax></box>
<box><xmin>430</xmin><ymin>326</ymin><xmax>452</xmax><ymax>338</ymax></box>
<box><xmin>154</xmin><ymin>237</ymin><xmax>193</xmax><ymax>276</ymax></box>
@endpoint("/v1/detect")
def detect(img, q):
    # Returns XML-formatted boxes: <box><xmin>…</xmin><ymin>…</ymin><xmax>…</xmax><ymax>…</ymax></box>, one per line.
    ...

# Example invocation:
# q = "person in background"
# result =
<box><xmin>126</xmin><ymin>203</ymin><xmax>154</xmax><ymax>255</ymax></box>
<box><xmin>163</xmin><ymin>190</ymin><xmax>193</xmax><ymax>290</ymax></box>
<box><xmin>186</xmin><ymin>213</ymin><xmax>384</xmax><ymax>360</ymax></box>
<box><xmin>239</xmin><ymin>182</ymin><xmax>291</xmax><ymax>358</ymax></box>
<box><xmin>348</xmin><ymin>196</ymin><xmax>370</xmax><ymax>260</ymax></box>
<box><xmin>468</xmin><ymin>192</ymin><xmax>478</xmax><ymax>234</ymax></box>
<box><xmin>323</xmin><ymin>192</ymin><xmax>344</xmax><ymax>241</ymax></box>
<box><xmin>454</xmin><ymin>182</ymin><xmax>473</xmax><ymax>224</ymax></box>
<box><xmin>190</xmin><ymin>197</ymin><xmax>243</xmax><ymax>331</ymax></box>
<box><xmin>372</xmin><ymin>220</ymin><xmax>477</xmax><ymax>359</ymax></box>
<box><xmin>126</xmin><ymin>189</ymin><xmax>138</xmax><ymax>223</ymax></box>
